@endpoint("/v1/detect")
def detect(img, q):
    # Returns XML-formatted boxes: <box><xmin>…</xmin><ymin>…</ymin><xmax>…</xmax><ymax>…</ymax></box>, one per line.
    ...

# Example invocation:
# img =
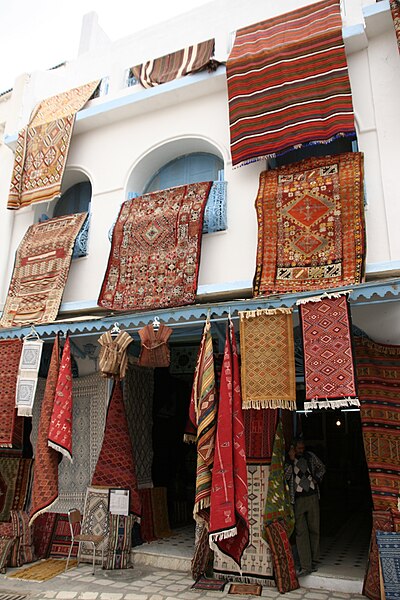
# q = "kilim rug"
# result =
<box><xmin>151</xmin><ymin>487</ymin><xmax>173</xmax><ymax>538</ymax></box>
<box><xmin>213</xmin><ymin>465</ymin><xmax>274</xmax><ymax>586</ymax></box>
<box><xmin>355</xmin><ymin>337</ymin><xmax>400</xmax><ymax>511</ymax></box>
<box><xmin>228</xmin><ymin>583</ymin><xmax>262</xmax><ymax>596</ymax></box>
<box><xmin>16</xmin><ymin>338</ymin><xmax>43</xmax><ymax>417</ymax></box>
<box><xmin>131</xmin><ymin>39</ymin><xmax>216</xmax><ymax>88</ymax></box>
<box><xmin>48</xmin><ymin>336</ymin><xmax>73</xmax><ymax>461</ymax></box>
<box><xmin>363</xmin><ymin>510</ymin><xmax>396</xmax><ymax>600</ymax></box>
<box><xmin>243</xmin><ymin>409</ymin><xmax>278</xmax><ymax>465</ymax></box>
<box><xmin>298</xmin><ymin>292</ymin><xmax>359</xmax><ymax>411</ymax></box>
<box><xmin>79</xmin><ymin>486</ymin><xmax>110</xmax><ymax>564</ymax></box>
<box><xmin>209</xmin><ymin>320</ymin><xmax>249</xmax><ymax>569</ymax></box>
<box><xmin>390</xmin><ymin>0</ymin><xmax>400</xmax><ymax>54</ymax></box>
<box><xmin>104</xmin><ymin>514</ymin><xmax>134</xmax><ymax>569</ymax></box>
<box><xmin>7</xmin><ymin>80</ymin><xmax>99</xmax><ymax>210</ymax></box>
<box><xmin>0</xmin><ymin>459</ymin><xmax>21</xmax><ymax>522</ymax></box>
<box><xmin>9</xmin><ymin>510</ymin><xmax>35</xmax><ymax>566</ymax></box>
<box><xmin>262</xmin><ymin>421</ymin><xmax>294</xmax><ymax>539</ymax></box>
<box><xmin>91</xmin><ymin>382</ymin><xmax>141</xmax><ymax>520</ymax></box>
<box><xmin>188</xmin><ymin>320</ymin><xmax>217</xmax><ymax>523</ymax></box>
<box><xmin>376</xmin><ymin>531</ymin><xmax>400</xmax><ymax>600</ymax></box>
<box><xmin>0</xmin><ymin>213</ymin><xmax>88</xmax><ymax>327</ymax></box>
<box><xmin>0</xmin><ymin>340</ymin><xmax>23</xmax><ymax>448</ymax></box>
<box><xmin>191</xmin><ymin>576</ymin><xmax>226</xmax><ymax>591</ymax></box>
<box><xmin>124</xmin><ymin>363</ymin><xmax>154</xmax><ymax>489</ymax></box>
<box><xmin>254</xmin><ymin>152</ymin><xmax>365</xmax><ymax>295</ymax></box>
<box><xmin>239</xmin><ymin>308</ymin><xmax>296</xmax><ymax>410</ymax></box>
<box><xmin>49</xmin><ymin>513</ymin><xmax>79</xmax><ymax>559</ymax></box>
<box><xmin>138</xmin><ymin>488</ymin><xmax>156</xmax><ymax>543</ymax></box>
<box><xmin>192</xmin><ymin>522</ymin><xmax>212</xmax><ymax>580</ymax></box>
<box><xmin>226</xmin><ymin>0</ymin><xmax>355</xmax><ymax>166</ymax></box>
<box><xmin>7</xmin><ymin>558</ymin><xmax>77</xmax><ymax>581</ymax></box>
<box><xmin>32</xmin><ymin>512</ymin><xmax>57</xmax><ymax>559</ymax></box>
<box><xmin>32</xmin><ymin>373</ymin><xmax>108</xmax><ymax>513</ymax></box>
<box><xmin>263</xmin><ymin>521</ymin><xmax>299</xmax><ymax>593</ymax></box>
<box><xmin>98</xmin><ymin>182</ymin><xmax>212</xmax><ymax>311</ymax></box>
<box><xmin>29</xmin><ymin>337</ymin><xmax>60</xmax><ymax>525</ymax></box>
<box><xmin>0</xmin><ymin>538</ymin><xmax>17</xmax><ymax>574</ymax></box>
<box><xmin>11</xmin><ymin>459</ymin><xmax>33</xmax><ymax>514</ymax></box>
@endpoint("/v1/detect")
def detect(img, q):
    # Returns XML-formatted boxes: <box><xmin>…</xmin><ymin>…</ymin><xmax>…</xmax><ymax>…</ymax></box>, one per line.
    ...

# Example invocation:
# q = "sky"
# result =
<box><xmin>0</xmin><ymin>0</ymin><xmax>211</xmax><ymax>93</ymax></box>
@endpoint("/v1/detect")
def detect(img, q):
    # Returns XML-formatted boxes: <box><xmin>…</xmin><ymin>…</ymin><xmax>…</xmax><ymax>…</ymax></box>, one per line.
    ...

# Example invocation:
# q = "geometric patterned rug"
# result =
<box><xmin>79</xmin><ymin>486</ymin><xmax>110</xmax><ymax>564</ymax></box>
<box><xmin>0</xmin><ymin>339</ymin><xmax>23</xmax><ymax>448</ymax></box>
<box><xmin>376</xmin><ymin>530</ymin><xmax>400</xmax><ymax>600</ymax></box>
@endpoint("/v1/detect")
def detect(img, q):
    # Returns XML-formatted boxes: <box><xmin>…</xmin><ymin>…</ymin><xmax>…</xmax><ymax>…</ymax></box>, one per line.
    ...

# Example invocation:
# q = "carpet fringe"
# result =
<box><xmin>48</xmin><ymin>440</ymin><xmax>73</xmax><ymax>462</ymax></box>
<box><xmin>28</xmin><ymin>495</ymin><xmax>59</xmax><ymax>527</ymax></box>
<box><xmin>16</xmin><ymin>406</ymin><xmax>34</xmax><ymax>417</ymax></box>
<box><xmin>242</xmin><ymin>399</ymin><xmax>297</xmax><ymax>410</ymax></box>
<box><xmin>194</xmin><ymin>497</ymin><xmax>210</xmax><ymax>523</ymax></box>
<box><xmin>209</xmin><ymin>526</ymin><xmax>237</xmax><ymax>545</ymax></box>
<box><xmin>296</xmin><ymin>289</ymin><xmax>352</xmax><ymax>305</ymax></box>
<box><xmin>213</xmin><ymin>572</ymin><xmax>275</xmax><ymax>587</ymax></box>
<box><xmin>239</xmin><ymin>307</ymin><xmax>292</xmax><ymax>319</ymax></box>
<box><xmin>304</xmin><ymin>397</ymin><xmax>360</xmax><ymax>412</ymax></box>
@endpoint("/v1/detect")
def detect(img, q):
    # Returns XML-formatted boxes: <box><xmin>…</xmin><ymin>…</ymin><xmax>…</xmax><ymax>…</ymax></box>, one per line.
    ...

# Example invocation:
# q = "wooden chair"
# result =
<box><xmin>66</xmin><ymin>508</ymin><xmax>105</xmax><ymax>575</ymax></box>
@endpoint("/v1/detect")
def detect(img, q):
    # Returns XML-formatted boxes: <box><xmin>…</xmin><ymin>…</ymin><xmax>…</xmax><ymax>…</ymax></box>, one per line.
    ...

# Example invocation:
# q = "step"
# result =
<box><xmin>298</xmin><ymin>572</ymin><xmax>363</xmax><ymax>594</ymax></box>
<box><xmin>132</xmin><ymin>546</ymin><xmax>191</xmax><ymax>573</ymax></box>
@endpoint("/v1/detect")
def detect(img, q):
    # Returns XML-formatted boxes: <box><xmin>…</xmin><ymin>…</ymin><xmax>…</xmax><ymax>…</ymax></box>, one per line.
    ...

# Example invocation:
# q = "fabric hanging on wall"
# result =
<box><xmin>138</xmin><ymin>324</ymin><xmax>172</xmax><ymax>368</ymax></box>
<box><xmin>213</xmin><ymin>465</ymin><xmax>274</xmax><ymax>586</ymax></box>
<box><xmin>209</xmin><ymin>320</ymin><xmax>249</xmax><ymax>569</ymax></box>
<box><xmin>0</xmin><ymin>339</ymin><xmax>23</xmax><ymax>448</ymax></box>
<box><xmin>98</xmin><ymin>330</ymin><xmax>133</xmax><ymax>379</ymax></box>
<box><xmin>262</xmin><ymin>421</ymin><xmax>295</xmax><ymax>538</ymax></box>
<box><xmin>239</xmin><ymin>308</ymin><xmax>296</xmax><ymax>410</ymax></box>
<box><xmin>29</xmin><ymin>337</ymin><xmax>60</xmax><ymax>525</ymax></box>
<box><xmin>299</xmin><ymin>295</ymin><xmax>355</xmax><ymax>407</ymax></box>
<box><xmin>226</xmin><ymin>0</ymin><xmax>355</xmax><ymax>166</ymax></box>
<box><xmin>98</xmin><ymin>182</ymin><xmax>212</xmax><ymax>312</ymax></box>
<box><xmin>91</xmin><ymin>381</ymin><xmax>141</xmax><ymax>521</ymax></box>
<box><xmin>7</xmin><ymin>80</ymin><xmax>99</xmax><ymax>210</ymax></box>
<box><xmin>16</xmin><ymin>338</ymin><xmax>44</xmax><ymax>417</ymax></box>
<box><xmin>376</xmin><ymin>531</ymin><xmax>400</xmax><ymax>600</ymax></box>
<box><xmin>298</xmin><ymin>292</ymin><xmax>359</xmax><ymax>411</ymax></box>
<box><xmin>243</xmin><ymin>409</ymin><xmax>278</xmax><ymax>465</ymax></box>
<box><xmin>390</xmin><ymin>0</ymin><xmax>400</xmax><ymax>53</ymax></box>
<box><xmin>48</xmin><ymin>336</ymin><xmax>73</xmax><ymax>461</ymax></box>
<box><xmin>355</xmin><ymin>337</ymin><xmax>400</xmax><ymax>512</ymax></box>
<box><xmin>187</xmin><ymin>320</ymin><xmax>217</xmax><ymax>524</ymax></box>
<box><xmin>31</xmin><ymin>374</ymin><xmax>108</xmax><ymax>513</ymax></box>
<box><xmin>253</xmin><ymin>152</ymin><xmax>365</xmax><ymax>296</ymax></box>
<box><xmin>0</xmin><ymin>213</ymin><xmax>88</xmax><ymax>327</ymax></box>
<box><xmin>131</xmin><ymin>39</ymin><xmax>217</xmax><ymax>88</ymax></box>
<box><xmin>0</xmin><ymin>458</ymin><xmax>32</xmax><ymax>522</ymax></box>
<box><xmin>124</xmin><ymin>363</ymin><xmax>154</xmax><ymax>489</ymax></box>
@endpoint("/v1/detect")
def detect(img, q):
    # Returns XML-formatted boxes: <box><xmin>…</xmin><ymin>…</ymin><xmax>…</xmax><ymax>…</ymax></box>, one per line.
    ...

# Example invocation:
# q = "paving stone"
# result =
<box><xmin>303</xmin><ymin>594</ymin><xmax>328</xmax><ymax>600</ymax></box>
<box><xmin>42</xmin><ymin>593</ymin><xmax>58</xmax><ymax>599</ymax></box>
<box><xmin>98</xmin><ymin>594</ymin><xmax>124</xmax><ymax>600</ymax></box>
<box><xmin>149</xmin><ymin>596</ymin><xmax>164</xmax><ymax>600</ymax></box>
<box><xmin>56</xmin><ymin>593</ymin><xmax>78</xmax><ymax>599</ymax></box>
<box><xmin>140</xmin><ymin>588</ymin><xmax>165</xmax><ymax>594</ymax></box>
<box><xmin>123</xmin><ymin>595</ymin><xmax>149</xmax><ymax>600</ymax></box>
<box><xmin>79</xmin><ymin>594</ymin><xmax>99</xmax><ymax>599</ymax></box>
<box><xmin>109</xmin><ymin>584</ymin><xmax>129</xmax><ymax>589</ymax></box>
<box><xmin>164</xmin><ymin>585</ymin><xmax>188</xmax><ymax>592</ymax></box>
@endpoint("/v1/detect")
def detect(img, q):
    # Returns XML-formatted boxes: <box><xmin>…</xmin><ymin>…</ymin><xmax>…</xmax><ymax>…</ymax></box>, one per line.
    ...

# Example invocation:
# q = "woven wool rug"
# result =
<box><xmin>299</xmin><ymin>292</ymin><xmax>359</xmax><ymax>411</ymax></box>
<box><xmin>49</xmin><ymin>513</ymin><xmax>79</xmax><ymax>558</ymax></box>
<box><xmin>91</xmin><ymin>382</ymin><xmax>141</xmax><ymax>520</ymax></box>
<box><xmin>131</xmin><ymin>39</ymin><xmax>216</xmax><ymax>88</ymax></box>
<box><xmin>98</xmin><ymin>182</ymin><xmax>212</xmax><ymax>311</ymax></box>
<box><xmin>124</xmin><ymin>363</ymin><xmax>154</xmax><ymax>489</ymax></box>
<box><xmin>209</xmin><ymin>320</ymin><xmax>249</xmax><ymax>569</ymax></box>
<box><xmin>48</xmin><ymin>336</ymin><xmax>73</xmax><ymax>461</ymax></box>
<box><xmin>243</xmin><ymin>409</ymin><xmax>278</xmax><ymax>466</ymax></box>
<box><xmin>105</xmin><ymin>514</ymin><xmax>134</xmax><ymax>569</ymax></box>
<box><xmin>0</xmin><ymin>339</ymin><xmax>23</xmax><ymax>448</ymax></box>
<box><xmin>355</xmin><ymin>337</ymin><xmax>400</xmax><ymax>512</ymax></box>
<box><xmin>0</xmin><ymin>459</ymin><xmax>21</xmax><ymax>522</ymax></box>
<box><xmin>32</xmin><ymin>512</ymin><xmax>57</xmax><ymax>560</ymax></box>
<box><xmin>253</xmin><ymin>153</ymin><xmax>365</xmax><ymax>295</ymax></box>
<box><xmin>263</xmin><ymin>521</ymin><xmax>299</xmax><ymax>594</ymax></box>
<box><xmin>79</xmin><ymin>486</ymin><xmax>110</xmax><ymax>564</ymax></box>
<box><xmin>29</xmin><ymin>338</ymin><xmax>60</xmax><ymax>525</ymax></box>
<box><xmin>227</xmin><ymin>0</ymin><xmax>355</xmax><ymax>166</ymax></box>
<box><xmin>0</xmin><ymin>538</ymin><xmax>17</xmax><ymax>574</ymax></box>
<box><xmin>16</xmin><ymin>338</ymin><xmax>43</xmax><ymax>417</ymax></box>
<box><xmin>390</xmin><ymin>0</ymin><xmax>400</xmax><ymax>53</ymax></box>
<box><xmin>213</xmin><ymin>465</ymin><xmax>274</xmax><ymax>586</ymax></box>
<box><xmin>228</xmin><ymin>583</ymin><xmax>262</xmax><ymax>596</ymax></box>
<box><xmin>32</xmin><ymin>373</ymin><xmax>108</xmax><ymax>513</ymax></box>
<box><xmin>376</xmin><ymin>531</ymin><xmax>400</xmax><ymax>600</ymax></box>
<box><xmin>191</xmin><ymin>576</ymin><xmax>226</xmax><ymax>591</ymax></box>
<box><xmin>7</xmin><ymin>80</ymin><xmax>98</xmax><ymax>210</ymax></box>
<box><xmin>363</xmin><ymin>510</ymin><xmax>397</xmax><ymax>600</ymax></box>
<box><xmin>7</xmin><ymin>558</ymin><xmax>77</xmax><ymax>581</ymax></box>
<box><xmin>239</xmin><ymin>308</ymin><xmax>296</xmax><ymax>410</ymax></box>
<box><xmin>0</xmin><ymin>213</ymin><xmax>88</xmax><ymax>327</ymax></box>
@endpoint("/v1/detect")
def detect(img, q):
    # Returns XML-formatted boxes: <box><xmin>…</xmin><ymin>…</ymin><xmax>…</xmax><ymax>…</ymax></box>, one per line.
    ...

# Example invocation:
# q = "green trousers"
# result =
<box><xmin>294</xmin><ymin>493</ymin><xmax>320</xmax><ymax>572</ymax></box>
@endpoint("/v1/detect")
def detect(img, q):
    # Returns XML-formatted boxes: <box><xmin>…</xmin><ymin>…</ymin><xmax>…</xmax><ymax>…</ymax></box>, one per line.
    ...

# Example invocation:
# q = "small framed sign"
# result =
<box><xmin>108</xmin><ymin>488</ymin><xmax>130</xmax><ymax>516</ymax></box>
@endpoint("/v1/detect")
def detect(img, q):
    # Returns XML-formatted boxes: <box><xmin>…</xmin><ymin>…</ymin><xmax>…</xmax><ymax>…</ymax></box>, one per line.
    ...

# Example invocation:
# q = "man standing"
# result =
<box><xmin>285</xmin><ymin>437</ymin><xmax>326</xmax><ymax>576</ymax></box>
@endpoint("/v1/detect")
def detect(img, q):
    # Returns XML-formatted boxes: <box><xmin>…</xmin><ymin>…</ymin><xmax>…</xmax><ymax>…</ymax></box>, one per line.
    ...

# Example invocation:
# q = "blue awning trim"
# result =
<box><xmin>0</xmin><ymin>278</ymin><xmax>399</xmax><ymax>340</ymax></box>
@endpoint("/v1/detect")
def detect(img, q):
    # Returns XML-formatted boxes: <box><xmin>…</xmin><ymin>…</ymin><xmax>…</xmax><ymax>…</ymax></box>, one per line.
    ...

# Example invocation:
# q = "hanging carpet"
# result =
<box><xmin>32</xmin><ymin>512</ymin><xmax>57</xmax><ymax>559</ymax></box>
<box><xmin>390</xmin><ymin>0</ymin><xmax>400</xmax><ymax>54</ymax></box>
<box><xmin>7</xmin><ymin>80</ymin><xmax>99</xmax><ymax>210</ymax></box>
<box><xmin>98</xmin><ymin>182</ymin><xmax>212</xmax><ymax>311</ymax></box>
<box><xmin>263</xmin><ymin>520</ymin><xmax>299</xmax><ymax>594</ymax></box>
<box><xmin>0</xmin><ymin>213</ymin><xmax>87</xmax><ymax>327</ymax></box>
<box><xmin>79</xmin><ymin>486</ymin><xmax>110</xmax><ymax>564</ymax></box>
<box><xmin>243</xmin><ymin>409</ymin><xmax>278</xmax><ymax>466</ymax></box>
<box><xmin>227</xmin><ymin>0</ymin><xmax>355</xmax><ymax>166</ymax></box>
<box><xmin>355</xmin><ymin>337</ymin><xmax>400</xmax><ymax>511</ymax></box>
<box><xmin>49</xmin><ymin>513</ymin><xmax>79</xmax><ymax>558</ymax></box>
<box><xmin>48</xmin><ymin>335</ymin><xmax>73</xmax><ymax>461</ymax></box>
<box><xmin>0</xmin><ymin>459</ymin><xmax>32</xmax><ymax>522</ymax></box>
<box><xmin>0</xmin><ymin>339</ymin><xmax>23</xmax><ymax>448</ymax></box>
<box><xmin>124</xmin><ymin>363</ymin><xmax>154</xmax><ymax>489</ymax></box>
<box><xmin>376</xmin><ymin>531</ymin><xmax>400</xmax><ymax>600</ymax></box>
<box><xmin>29</xmin><ymin>337</ymin><xmax>60</xmax><ymax>525</ymax></box>
<box><xmin>299</xmin><ymin>292</ymin><xmax>359</xmax><ymax>411</ymax></box>
<box><xmin>91</xmin><ymin>381</ymin><xmax>141</xmax><ymax>520</ymax></box>
<box><xmin>131</xmin><ymin>39</ymin><xmax>217</xmax><ymax>88</ymax></box>
<box><xmin>16</xmin><ymin>338</ymin><xmax>43</xmax><ymax>417</ymax></box>
<box><xmin>239</xmin><ymin>308</ymin><xmax>296</xmax><ymax>410</ymax></box>
<box><xmin>209</xmin><ymin>320</ymin><xmax>249</xmax><ymax>569</ymax></box>
<box><xmin>138</xmin><ymin>488</ymin><xmax>156</xmax><ymax>543</ymax></box>
<box><xmin>254</xmin><ymin>152</ymin><xmax>364</xmax><ymax>295</ymax></box>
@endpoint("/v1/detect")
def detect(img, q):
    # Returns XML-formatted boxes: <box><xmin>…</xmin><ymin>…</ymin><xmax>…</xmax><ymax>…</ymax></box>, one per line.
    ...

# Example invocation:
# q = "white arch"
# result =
<box><xmin>61</xmin><ymin>165</ymin><xmax>93</xmax><ymax>194</ymax></box>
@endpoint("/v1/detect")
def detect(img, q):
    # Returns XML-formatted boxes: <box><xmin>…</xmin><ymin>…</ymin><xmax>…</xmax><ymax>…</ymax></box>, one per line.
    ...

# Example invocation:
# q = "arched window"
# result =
<box><xmin>144</xmin><ymin>152</ymin><xmax>224</xmax><ymax>193</ymax></box>
<box><xmin>53</xmin><ymin>181</ymin><xmax>92</xmax><ymax>258</ymax></box>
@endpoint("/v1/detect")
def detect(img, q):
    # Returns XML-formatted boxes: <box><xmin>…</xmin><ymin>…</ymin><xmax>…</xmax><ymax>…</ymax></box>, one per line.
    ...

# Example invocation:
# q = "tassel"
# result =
<box><xmin>209</xmin><ymin>526</ymin><xmax>238</xmax><ymax>546</ymax></box>
<box><xmin>304</xmin><ymin>397</ymin><xmax>360</xmax><ymax>412</ymax></box>
<box><xmin>296</xmin><ymin>290</ymin><xmax>352</xmax><ymax>305</ymax></box>
<box><xmin>242</xmin><ymin>398</ymin><xmax>297</xmax><ymax>410</ymax></box>
<box><xmin>239</xmin><ymin>307</ymin><xmax>292</xmax><ymax>320</ymax></box>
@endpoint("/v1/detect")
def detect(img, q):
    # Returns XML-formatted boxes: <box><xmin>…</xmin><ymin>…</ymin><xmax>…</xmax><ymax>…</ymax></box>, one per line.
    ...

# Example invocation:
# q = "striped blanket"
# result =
<box><xmin>227</xmin><ymin>0</ymin><xmax>355</xmax><ymax>166</ymax></box>
<box><xmin>132</xmin><ymin>39</ymin><xmax>216</xmax><ymax>88</ymax></box>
